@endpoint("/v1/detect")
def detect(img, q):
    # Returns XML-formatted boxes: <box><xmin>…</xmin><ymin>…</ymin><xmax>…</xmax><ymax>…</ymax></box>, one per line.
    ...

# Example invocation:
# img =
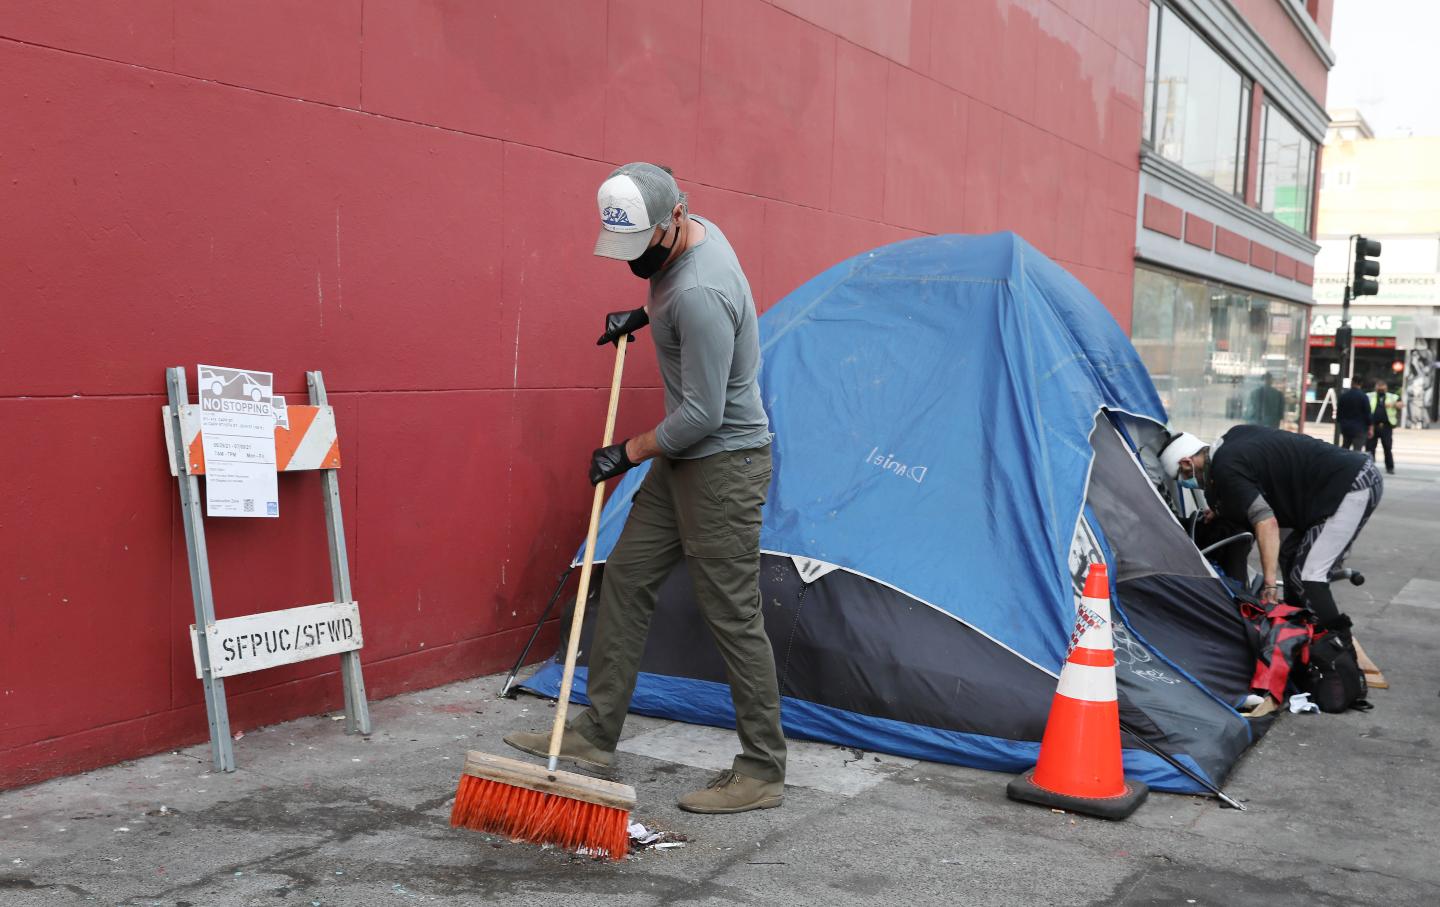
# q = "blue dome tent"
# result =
<box><xmin>521</xmin><ymin>233</ymin><xmax>1260</xmax><ymax>794</ymax></box>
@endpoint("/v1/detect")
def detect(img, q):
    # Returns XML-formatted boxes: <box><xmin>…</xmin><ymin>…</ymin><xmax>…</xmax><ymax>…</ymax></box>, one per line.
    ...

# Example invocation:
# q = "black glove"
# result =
<box><xmin>597</xmin><ymin>308</ymin><xmax>649</xmax><ymax>347</ymax></box>
<box><xmin>589</xmin><ymin>441</ymin><xmax>636</xmax><ymax>485</ymax></box>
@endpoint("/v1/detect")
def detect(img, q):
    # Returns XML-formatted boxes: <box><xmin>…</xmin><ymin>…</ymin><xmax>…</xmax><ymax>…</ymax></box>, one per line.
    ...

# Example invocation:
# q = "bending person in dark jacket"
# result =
<box><xmin>1160</xmin><ymin>426</ymin><xmax>1382</xmax><ymax>643</ymax></box>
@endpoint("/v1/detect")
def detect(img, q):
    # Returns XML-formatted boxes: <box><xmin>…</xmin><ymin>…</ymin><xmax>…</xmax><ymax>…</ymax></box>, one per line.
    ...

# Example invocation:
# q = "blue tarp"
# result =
<box><xmin>520</xmin><ymin>667</ymin><xmax>1212</xmax><ymax>793</ymax></box>
<box><xmin>577</xmin><ymin>233</ymin><xmax>1165</xmax><ymax>674</ymax></box>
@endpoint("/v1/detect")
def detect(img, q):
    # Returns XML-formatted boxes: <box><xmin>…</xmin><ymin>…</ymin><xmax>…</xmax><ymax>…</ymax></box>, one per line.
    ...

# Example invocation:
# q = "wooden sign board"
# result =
<box><xmin>190</xmin><ymin>601</ymin><xmax>363</xmax><ymax>679</ymax></box>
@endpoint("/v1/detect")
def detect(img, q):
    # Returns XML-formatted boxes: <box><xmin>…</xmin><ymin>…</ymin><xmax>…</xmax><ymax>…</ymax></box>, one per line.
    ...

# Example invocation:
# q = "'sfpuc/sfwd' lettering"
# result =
<box><xmin>219</xmin><ymin>617</ymin><xmax>357</xmax><ymax>662</ymax></box>
<box><xmin>865</xmin><ymin>447</ymin><xmax>928</xmax><ymax>484</ymax></box>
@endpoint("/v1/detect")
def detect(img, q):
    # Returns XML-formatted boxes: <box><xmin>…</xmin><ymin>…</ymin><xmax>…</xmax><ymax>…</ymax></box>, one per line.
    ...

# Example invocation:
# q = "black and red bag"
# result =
<box><xmin>1294</xmin><ymin>616</ymin><xmax>1371</xmax><ymax>713</ymax></box>
<box><xmin>1239</xmin><ymin>596</ymin><xmax>1312</xmax><ymax>703</ymax></box>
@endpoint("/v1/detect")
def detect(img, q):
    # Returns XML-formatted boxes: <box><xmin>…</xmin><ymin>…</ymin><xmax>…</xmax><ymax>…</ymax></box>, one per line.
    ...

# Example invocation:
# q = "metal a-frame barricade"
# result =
<box><xmin>163</xmin><ymin>367</ymin><xmax>371</xmax><ymax>772</ymax></box>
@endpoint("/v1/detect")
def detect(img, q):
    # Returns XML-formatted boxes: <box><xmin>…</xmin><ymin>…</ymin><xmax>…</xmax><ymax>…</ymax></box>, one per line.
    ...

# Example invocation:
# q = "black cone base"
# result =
<box><xmin>1006</xmin><ymin>768</ymin><xmax>1148</xmax><ymax>820</ymax></box>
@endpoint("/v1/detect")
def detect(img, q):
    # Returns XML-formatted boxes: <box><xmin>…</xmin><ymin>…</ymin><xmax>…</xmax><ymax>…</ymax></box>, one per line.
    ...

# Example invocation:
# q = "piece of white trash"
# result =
<box><xmin>1288</xmin><ymin>692</ymin><xmax>1320</xmax><ymax>714</ymax></box>
<box><xmin>627</xmin><ymin>822</ymin><xmax>663</xmax><ymax>846</ymax></box>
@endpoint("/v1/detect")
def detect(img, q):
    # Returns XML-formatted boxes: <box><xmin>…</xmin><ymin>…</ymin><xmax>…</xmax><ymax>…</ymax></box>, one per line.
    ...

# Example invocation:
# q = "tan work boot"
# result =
<box><xmin>502</xmin><ymin>726</ymin><xmax>614</xmax><ymax>771</ymax></box>
<box><xmin>678</xmin><ymin>769</ymin><xmax>784</xmax><ymax>814</ymax></box>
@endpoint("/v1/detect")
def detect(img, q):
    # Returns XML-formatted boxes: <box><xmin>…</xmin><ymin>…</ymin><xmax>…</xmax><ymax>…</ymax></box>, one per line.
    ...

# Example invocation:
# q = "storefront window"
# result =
<box><xmin>1144</xmin><ymin>3</ymin><xmax>1249</xmax><ymax>197</ymax></box>
<box><xmin>1132</xmin><ymin>266</ymin><xmax>1309</xmax><ymax>439</ymax></box>
<box><xmin>1258</xmin><ymin>102</ymin><xmax>1316</xmax><ymax>234</ymax></box>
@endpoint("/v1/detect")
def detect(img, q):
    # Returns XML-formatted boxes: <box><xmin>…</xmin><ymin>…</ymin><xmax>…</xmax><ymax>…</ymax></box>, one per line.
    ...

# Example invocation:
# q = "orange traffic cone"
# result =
<box><xmin>1007</xmin><ymin>563</ymin><xmax>1148</xmax><ymax>819</ymax></box>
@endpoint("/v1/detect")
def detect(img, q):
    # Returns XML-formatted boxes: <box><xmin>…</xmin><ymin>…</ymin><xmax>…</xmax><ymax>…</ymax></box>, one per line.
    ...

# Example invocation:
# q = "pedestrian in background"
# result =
<box><xmin>1247</xmin><ymin>372</ymin><xmax>1285</xmax><ymax>429</ymax></box>
<box><xmin>1368</xmin><ymin>379</ymin><xmax>1400</xmax><ymax>474</ymax></box>
<box><xmin>1336</xmin><ymin>382</ymin><xmax>1372</xmax><ymax>452</ymax></box>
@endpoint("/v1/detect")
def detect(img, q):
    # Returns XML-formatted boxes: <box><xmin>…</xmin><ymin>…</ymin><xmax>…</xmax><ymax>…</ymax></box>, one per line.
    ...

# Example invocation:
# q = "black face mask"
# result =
<box><xmin>628</xmin><ymin>223</ymin><xmax>677</xmax><ymax>279</ymax></box>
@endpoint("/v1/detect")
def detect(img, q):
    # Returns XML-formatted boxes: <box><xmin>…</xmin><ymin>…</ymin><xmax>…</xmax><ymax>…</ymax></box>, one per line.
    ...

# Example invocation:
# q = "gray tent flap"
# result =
<box><xmin>1087</xmin><ymin>415</ymin><xmax>1215</xmax><ymax>583</ymax></box>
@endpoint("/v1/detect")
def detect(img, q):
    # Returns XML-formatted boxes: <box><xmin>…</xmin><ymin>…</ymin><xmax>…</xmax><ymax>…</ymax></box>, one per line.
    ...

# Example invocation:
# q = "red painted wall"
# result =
<box><xmin>1314</xmin><ymin>0</ymin><xmax>1335</xmax><ymax>42</ymax></box>
<box><xmin>0</xmin><ymin>0</ymin><xmax>1147</xmax><ymax>788</ymax></box>
<box><xmin>1231</xmin><ymin>0</ymin><xmax>1330</xmax><ymax>104</ymax></box>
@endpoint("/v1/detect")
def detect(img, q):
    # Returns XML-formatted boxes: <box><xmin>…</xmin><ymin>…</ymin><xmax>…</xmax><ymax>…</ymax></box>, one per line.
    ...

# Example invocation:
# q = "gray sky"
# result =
<box><xmin>1327</xmin><ymin>0</ymin><xmax>1440</xmax><ymax>136</ymax></box>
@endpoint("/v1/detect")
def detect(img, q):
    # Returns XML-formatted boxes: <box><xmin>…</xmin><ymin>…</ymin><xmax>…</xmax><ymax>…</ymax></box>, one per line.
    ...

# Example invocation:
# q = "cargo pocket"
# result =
<box><xmin>681</xmin><ymin>450</ymin><xmax>753</xmax><ymax>559</ymax></box>
<box><xmin>685</xmin><ymin>532</ymin><xmax>751</xmax><ymax>559</ymax></box>
<box><xmin>739</xmin><ymin>449</ymin><xmax>773</xmax><ymax>508</ymax></box>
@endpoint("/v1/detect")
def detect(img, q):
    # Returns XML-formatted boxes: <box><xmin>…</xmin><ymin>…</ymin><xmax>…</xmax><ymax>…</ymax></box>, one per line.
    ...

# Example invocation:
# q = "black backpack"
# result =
<box><xmin>1295</xmin><ymin>617</ymin><xmax>1371</xmax><ymax>713</ymax></box>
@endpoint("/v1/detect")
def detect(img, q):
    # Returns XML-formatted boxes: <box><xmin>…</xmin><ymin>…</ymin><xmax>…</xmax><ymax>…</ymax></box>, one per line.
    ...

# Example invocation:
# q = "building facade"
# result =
<box><xmin>0</xmin><ymin>0</ymin><xmax>1151</xmax><ymax>789</ymax></box>
<box><xmin>1129</xmin><ymin>0</ymin><xmax>1335</xmax><ymax>440</ymax></box>
<box><xmin>1</xmin><ymin>1</ymin><xmax>1342</xmax><ymax>788</ymax></box>
<box><xmin>1309</xmin><ymin>111</ymin><xmax>1440</xmax><ymax>427</ymax></box>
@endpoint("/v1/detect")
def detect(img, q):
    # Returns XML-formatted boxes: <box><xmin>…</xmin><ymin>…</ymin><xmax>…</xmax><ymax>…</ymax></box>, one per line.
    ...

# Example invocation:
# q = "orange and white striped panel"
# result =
<box><xmin>271</xmin><ymin>405</ymin><xmax>341</xmax><ymax>471</ymax></box>
<box><xmin>163</xmin><ymin>404</ymin><xmax>342</xmax><ymax>476</ymax></box>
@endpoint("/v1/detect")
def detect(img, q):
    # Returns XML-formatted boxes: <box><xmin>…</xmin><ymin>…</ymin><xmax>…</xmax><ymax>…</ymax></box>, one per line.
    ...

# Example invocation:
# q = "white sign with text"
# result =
<box><xmin>197</xmin><ymin>364</ymin><xmax>279</xmax><ymax>518</ymax></box>
<box><xmin>190</xmin><ymin>601</ymin><xmax>363</xmax><ymax>679</ymax></box>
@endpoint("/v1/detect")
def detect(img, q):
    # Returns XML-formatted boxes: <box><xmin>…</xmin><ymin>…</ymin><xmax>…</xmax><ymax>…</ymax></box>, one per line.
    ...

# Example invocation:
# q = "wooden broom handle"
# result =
<box><xmin>548</xmin><ymin>335</ymin><xmax>628</xmax><ymax>772</ymax></box>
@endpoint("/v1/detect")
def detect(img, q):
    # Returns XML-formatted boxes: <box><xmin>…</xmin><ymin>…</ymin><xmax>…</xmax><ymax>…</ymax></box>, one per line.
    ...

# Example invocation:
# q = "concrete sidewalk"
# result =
<box><xmin>3</xmin><ymin>470</ymin><xmax>1438</xmax><ymax>906</ymax></box>
<box><xmin>1302</xmin><ymin>422</ymin><xmax>1440</xmax><ymax>468</ymax></box>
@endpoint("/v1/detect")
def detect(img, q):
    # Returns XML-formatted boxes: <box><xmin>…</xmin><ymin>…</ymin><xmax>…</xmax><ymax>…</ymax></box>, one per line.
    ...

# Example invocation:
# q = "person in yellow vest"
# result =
<box><xmin>1367</xmin><ymin>380</ymin><xmax>1400</xmax><ymax>475</ymax></box>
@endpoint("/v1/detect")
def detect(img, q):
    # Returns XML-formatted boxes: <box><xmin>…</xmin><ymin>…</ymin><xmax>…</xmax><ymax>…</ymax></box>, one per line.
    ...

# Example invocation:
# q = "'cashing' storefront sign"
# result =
<box><xmin>1310</xmin><ymin>312</ymin><xmax>1398</xmax><ymax>336</ymax></box>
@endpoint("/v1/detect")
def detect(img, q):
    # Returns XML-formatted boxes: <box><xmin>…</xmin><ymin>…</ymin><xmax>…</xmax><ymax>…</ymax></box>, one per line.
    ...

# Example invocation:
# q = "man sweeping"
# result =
<box><xmin>1160</xmin><ymin>426</ymin><xmax>1382</xmax><ymax>648</ymax></box>
<box><xmin>505</xmin><ymin>162</ymin><xmax>786</xmax><ymax>814</ymax></box>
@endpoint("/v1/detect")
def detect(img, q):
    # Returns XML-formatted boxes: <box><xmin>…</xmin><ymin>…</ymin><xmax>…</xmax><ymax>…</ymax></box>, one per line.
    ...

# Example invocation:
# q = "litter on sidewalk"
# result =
<box><xmin>627</xmin><ymin>821</ymin><xmax>687</xmax><ymax>851</ymax></box>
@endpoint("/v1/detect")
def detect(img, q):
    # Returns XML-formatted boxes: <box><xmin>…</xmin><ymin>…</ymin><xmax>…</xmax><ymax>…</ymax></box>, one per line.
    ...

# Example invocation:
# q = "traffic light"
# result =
<box><xmin>1353</xmin><ymin>236</ymin><xmax>1382</xmax><ymax>296</ymax></box>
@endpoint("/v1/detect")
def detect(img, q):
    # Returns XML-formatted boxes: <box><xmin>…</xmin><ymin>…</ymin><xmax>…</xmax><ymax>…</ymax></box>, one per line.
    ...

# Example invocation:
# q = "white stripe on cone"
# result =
<box><xmin>1077</xmin><ymin>595</ymin><xmax>1113</xmax><ymax>651</ymax></box>
<box><xmin>1054</xmin><ymin>661</ymin><xmax>1118</xmax><ymax>703</ymax></box>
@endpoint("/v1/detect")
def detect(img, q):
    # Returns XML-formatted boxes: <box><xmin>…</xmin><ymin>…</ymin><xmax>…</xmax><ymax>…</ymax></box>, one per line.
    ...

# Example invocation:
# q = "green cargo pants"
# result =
<box><xmin>571</xmin><ymin>444</ymin><xmax>786</xmax><ymax>783</ymax></box>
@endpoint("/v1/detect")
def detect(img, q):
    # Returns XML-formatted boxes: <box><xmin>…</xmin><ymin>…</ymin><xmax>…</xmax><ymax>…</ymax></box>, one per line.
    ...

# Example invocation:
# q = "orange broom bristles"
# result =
<box><xmin>450</xmin><ymin>773</ymin><xmax>631</xmax><ymax>860</ymax></box>
<box><xmin>451</xmin><ymin>338</ymin><xmax>636</xmax><ymax>861</ymax></box>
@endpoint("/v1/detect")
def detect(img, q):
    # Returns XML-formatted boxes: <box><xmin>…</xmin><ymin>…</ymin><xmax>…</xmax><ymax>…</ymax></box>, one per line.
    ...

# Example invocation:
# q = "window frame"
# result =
<box><xmin>1143</xmin><ymin>0</ymin><xmax>1161</xmax><ymax>149</ymax></box>
<box><xmin>1256</xmin><ymin>99</ymin><xmax>1317</xmax><ymax>234</ymax></box>
<box><xmin>1235</xmin><ymin>77</ymin><xmax>1252</xmax><ymax>200</ymax></box>
<box><xmin>1142</xmin><ymin>1</ymin><xmax>1251</xmax><ymax>199</ymax></box>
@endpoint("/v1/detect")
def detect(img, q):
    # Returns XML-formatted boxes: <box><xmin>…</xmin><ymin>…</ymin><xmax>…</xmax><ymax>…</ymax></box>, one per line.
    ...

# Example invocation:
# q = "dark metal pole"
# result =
<box><xmin>499</xmin><ymin>567</ymin><xmax>574</xmax><ymax>698</ymax></box>
<box><xmin>1333</xmin><ymin>236</ymin><xmax>1357</xmax><ymax>445</ymax></box>
<box><xmin>1119</xmin><ymin>721</ymin><xmax>1247</xmax><ymax>810</ymax></box>
<box><xmin>1332</xmin><ymin>286</ymin><xmax>1353</xmax><ymax>445</ymax></box>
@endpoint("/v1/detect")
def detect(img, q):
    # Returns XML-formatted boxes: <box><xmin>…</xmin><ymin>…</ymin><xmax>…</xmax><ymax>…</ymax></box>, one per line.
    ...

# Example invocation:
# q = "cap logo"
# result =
<box><xmin>601</xmin><ymin>206</ymin><xmax>635</xmax><ymax>227</ymax></box>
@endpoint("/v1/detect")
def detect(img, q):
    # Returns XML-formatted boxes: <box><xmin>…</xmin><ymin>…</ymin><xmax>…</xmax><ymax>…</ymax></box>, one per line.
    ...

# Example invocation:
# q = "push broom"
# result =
<box><xmin>450</xmin><ymin>335</ymin><xmax>637</xmax><ymax>860</ymax></box>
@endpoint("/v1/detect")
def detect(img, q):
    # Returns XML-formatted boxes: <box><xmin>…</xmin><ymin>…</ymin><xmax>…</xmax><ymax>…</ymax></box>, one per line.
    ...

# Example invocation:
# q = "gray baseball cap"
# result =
<box><xmin>594</xmin><ymin>162</ymin><xmax>681</xmax><ymax>260</ymax></box>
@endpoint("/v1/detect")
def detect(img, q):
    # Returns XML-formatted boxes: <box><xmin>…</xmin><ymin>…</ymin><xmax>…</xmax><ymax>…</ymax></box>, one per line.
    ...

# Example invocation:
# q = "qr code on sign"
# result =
<box><xmin>243</xmin><ymin>499</ymin><xmax>254</xmax><ymax>513</ymax></box>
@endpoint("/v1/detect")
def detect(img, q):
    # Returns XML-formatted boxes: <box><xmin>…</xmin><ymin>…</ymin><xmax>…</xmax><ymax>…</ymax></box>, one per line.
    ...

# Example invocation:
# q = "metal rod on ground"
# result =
<box><xmin>1119</xmin><ymin>722</ymin><xmax>1247</xmax><ymax>811</ymax></box>
<box><xmin>499</xmin><ymin>567</ymin><xmax>574</xmax><ymax>698</ymax></box>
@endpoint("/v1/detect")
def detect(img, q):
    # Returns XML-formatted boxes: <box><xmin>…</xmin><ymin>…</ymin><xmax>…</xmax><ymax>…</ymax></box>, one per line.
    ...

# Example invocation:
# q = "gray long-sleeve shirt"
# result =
<box><xmin>647</xmin><ymin>216</ymin><xmax>772</xmax><ymax>459</ymax></box>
